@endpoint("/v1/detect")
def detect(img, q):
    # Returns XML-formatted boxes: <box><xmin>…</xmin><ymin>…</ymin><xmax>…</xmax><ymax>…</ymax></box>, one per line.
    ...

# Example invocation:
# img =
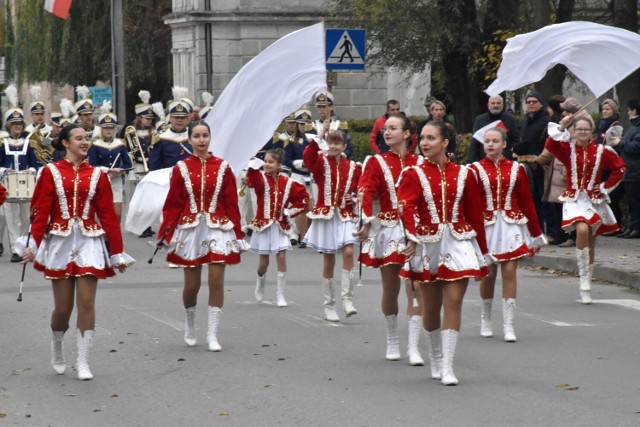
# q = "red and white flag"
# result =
<box><xmin>472</xmin><ymin>120</ymin><xmax>507</xmax><ymax>142</ymax></box>
<box><xmin>44</xmin><ymin>0</ymin><xmax>73</xmax><ymax>19</ymax></box>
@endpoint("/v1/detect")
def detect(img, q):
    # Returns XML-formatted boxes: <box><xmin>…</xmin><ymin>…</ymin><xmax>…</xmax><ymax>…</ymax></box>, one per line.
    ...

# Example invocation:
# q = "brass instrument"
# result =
<box><xmin>238</xmin><ymin>183</ymin><xmax>247</xmax><ymax>197</ymax></box>
<box><xmin>124</xmin><ymin>126</ymin><xmax>149</xmax><ymax>173</ymax></box>
<box><xmin>27</xmin><ymin>124</ymin><xmax>54</xmax><ymax>165</ymax></box>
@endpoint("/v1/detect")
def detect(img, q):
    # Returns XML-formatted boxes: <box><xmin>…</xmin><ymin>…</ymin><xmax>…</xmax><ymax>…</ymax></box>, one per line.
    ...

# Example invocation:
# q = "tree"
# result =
<box><xmin>611</xmin><ymin>0</ymin><xmax>640</xmax><ymax>127</ymax></box>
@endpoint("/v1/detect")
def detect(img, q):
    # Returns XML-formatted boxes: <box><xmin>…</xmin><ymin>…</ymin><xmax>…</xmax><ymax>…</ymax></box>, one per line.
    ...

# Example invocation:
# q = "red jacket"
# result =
<box><xmin>30</xmin><ymin>159</ymin><xmax>124</xmax><ymax>254</ymax></box>
<box><xmin>0</xmin><ymin>184</ymin><xmax>6</xmax><ymax>207</ymax></box>
<box><xmin>469</xmin><ymin>157</ymin><xmax>543</xmax><ymax>238</ymax></box>
<box><xmin>246</xmin><ymin>168</ymin><xmax>308</xmax><ymax>234</ymax></box>
<box><xmin>357</xmin><ymin>151</ymin><xmax>420</xmax><ymax>226</ymax></box>
<box><xmin>369</xmin><ymin>114</ymin><xmax>418</xmax><ymax>154</ymax></box>
<box><xmin>160</xmin><ymin>154</ymin><xmax>242</xmax><ymax>243</ymax></box>
<box><xmin>303</xmin><ymin>139</ymin><xmax>362</xmax><ymax>220</ymax></box>
<box><xmin>396</xmin><ymin>160</ymin><xmax>488</xmax><ymax>254</ymax></box>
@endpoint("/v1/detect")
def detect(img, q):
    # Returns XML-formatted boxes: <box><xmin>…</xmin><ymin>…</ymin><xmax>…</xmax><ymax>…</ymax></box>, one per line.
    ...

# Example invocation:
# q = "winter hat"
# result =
<box><xmin>525</xmin><ymin>91</ymin><xmax>543</xmax><ymax>104</ymax></box>
<box><xmin>560</xmin><ymin>97</ymin><xmax>581</xmax><ymax>113</ymax></box>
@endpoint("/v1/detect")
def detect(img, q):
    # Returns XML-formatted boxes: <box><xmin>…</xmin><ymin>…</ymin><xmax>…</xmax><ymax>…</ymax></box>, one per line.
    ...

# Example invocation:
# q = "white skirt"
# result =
<box><xmin>35</xmin><ymin>222</ymin><xmax>114</xmax><ymax>279</ymax></box>
<box><xmin>360</xmin><ymin>220</ymin><xmax>406</xmax><ymax>267</ymax></box>
<box><xmin>110</xmin><ymin>174</ymin><xmax>124</xmax><ymax>203</ymax></box>
<box><xmin>168</xmin><ymin>215</ymin><xmax>245</xmax><ymax>266</ymax></box>
<box><xmin>304</xmin><ymin>208</ymin><xmax>357</xmax><ymax>254</ymax></box>
<box><xmin>401</xmin><ymin>225</ymin><xmax>487</xmax><ymax>282</ymax></box>
<box><xmin>485</xmin><ymin>213</ymin><xmax>535</xmax><ymax>261</ymax></box>
<box><xmin>562</xmin><ymin>190</ymin><xmax>618</xmax><ymax>235</ymax></box>
<box><xmin>249</xmin><ymin>222</ymin><xmax>291</xmax><ymax>254</ymax></box>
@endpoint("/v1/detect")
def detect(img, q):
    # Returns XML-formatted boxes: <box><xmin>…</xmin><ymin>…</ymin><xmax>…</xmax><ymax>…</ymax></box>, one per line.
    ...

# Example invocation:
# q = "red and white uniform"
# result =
<box><xmin>246</xmin><ymin>165</ymin><xmax>308</xmax><ymax>254</ymax></box>
<box><xmin>357</xmin><ymin>151</ymin><xmax>420</xmax><ymax>267</ymax></box>
<box><xmin>159</xmin><ymin>154</ymin><xmax>248</xmax><ymax>266</ymax></box>
<box><xmin>545</xmin><ymin>123</ymin><xmax>626</xmax><ymax>235</ymax></box>
<box><xmin>303</xmin><ymin>139</ymin><xmax>362</xmax><ymax>253</ymax></box>
<box><xmin>397</xmin><ymin>160</ymin><xmax>489</xmax><ymax>282</ymax></box>
<box><xmin>469</xmin><ymin>157</ymin><xmax>546</xmax><ymax>261</ymax></box>
<box><xmin>29</xmin><ymin>159</ymin><xmax>134</xmax><ymax>279</ymax></box>
<box><xmin>0</xmin><ymin>183</ymin><xmax>6</xmax><ymax>207</ymax></box>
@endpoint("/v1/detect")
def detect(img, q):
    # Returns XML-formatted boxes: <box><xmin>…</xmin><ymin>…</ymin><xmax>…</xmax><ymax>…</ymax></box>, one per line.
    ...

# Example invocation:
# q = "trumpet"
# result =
<box><xmin>124</xmin><ymin>126</ymin><xmax>149</xmax><ymax>173</ymax></box>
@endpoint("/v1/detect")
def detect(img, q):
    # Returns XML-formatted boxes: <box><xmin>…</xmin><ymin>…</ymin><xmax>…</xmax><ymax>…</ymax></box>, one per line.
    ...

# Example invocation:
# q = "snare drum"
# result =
<box><xmin>3</xmin><ymin>171</ymin><xmax>37</xmax><ymax>202</ymax></box>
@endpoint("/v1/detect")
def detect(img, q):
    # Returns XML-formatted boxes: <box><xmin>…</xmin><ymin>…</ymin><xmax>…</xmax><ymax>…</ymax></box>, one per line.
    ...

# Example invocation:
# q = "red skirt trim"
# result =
<box><xmin>359</xmin><ymin>251</ymin><xmax>406</xmax><ymax>268</ymax></box>
<box><xmin>400</xmin><ymin>266</ymin><xmax>488</xmax><ymax>282</ymax></box>
<box><xmin>167</xmin><ymin>251</ymin><xmax>241</xmax><ymax>267</ymax></box>
<box><xmin>492</xmin><ymin>244</ymin><xmax>534</xmax><ymax>262</ymax></box>
<box><xmin>34</xmin><ymin>262</ymin><xmax>115</xmax><ymax>280</ymax></box>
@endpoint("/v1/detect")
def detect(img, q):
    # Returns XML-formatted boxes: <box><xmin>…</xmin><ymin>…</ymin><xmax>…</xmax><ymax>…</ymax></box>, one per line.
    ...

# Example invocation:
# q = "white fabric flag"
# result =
<box><xmin>205</xmin><ymin>22</ymin><xmax>327</xmax><ymax>173</ymax></box>
<box><xmin>472</xmin><ymin>120</ymin><xmax>505</xmax><ymax>143</ymax></box>
<box><xmin>124</xmin><ymin>168</ymin><xmax>172</xmax><ymax>235</ymax></box>
<box><xmin>486</xmin><ymin>21</ymin><xmax>640</xmax><ymax>97</ymax></box>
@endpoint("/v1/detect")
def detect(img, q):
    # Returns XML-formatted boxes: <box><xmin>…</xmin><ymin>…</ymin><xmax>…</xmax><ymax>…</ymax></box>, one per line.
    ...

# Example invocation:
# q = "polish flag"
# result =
<box><xmin>472</xmin><ymin>119</ymin><xmax>508</xmax><ymax>142</ymax></box>
<box><xmin>44</xmin><ymin>0</ymin><xmax>73</xmax><ymax>19</ymax></box>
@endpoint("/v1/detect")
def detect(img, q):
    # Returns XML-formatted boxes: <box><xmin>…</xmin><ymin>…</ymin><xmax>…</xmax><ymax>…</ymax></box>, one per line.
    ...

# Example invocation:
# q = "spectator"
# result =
<box><xmin>370</xmin><ymin>100</ymin><xmax>417</xmax><ymax>154</ymax></box>
<box><xmin>467</xmin><ymin>95</ymin><xmax>519</xmax><ymax>163</ymax></box>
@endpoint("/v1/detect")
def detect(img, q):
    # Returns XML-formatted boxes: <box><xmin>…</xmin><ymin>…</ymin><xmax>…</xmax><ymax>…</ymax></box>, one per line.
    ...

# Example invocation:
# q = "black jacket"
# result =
<box><xmin>513</xmin><ymin>108</ymin><xmax>550</xmax><ymax>157</ymax></box>
<box><xmin>467</xmin><ymin>110</ymin><xmax>519</xmax><ymax>163</ymax></box>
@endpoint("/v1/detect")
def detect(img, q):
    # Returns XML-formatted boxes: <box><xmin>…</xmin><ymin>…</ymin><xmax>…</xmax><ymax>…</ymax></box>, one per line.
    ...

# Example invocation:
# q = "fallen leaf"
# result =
<box><xmin>111</xmin><ymin>393</ymin><xmax>118</xmax><ymax>398</ymax></box>
<box><xmin>565</xmin><ymin>386</ymin><xmax>579</xmax><ymax>391</ymax></box>
<box><xmin>264</xmin><ymin>384</ymin><xmax>271</xmax><ymax>388</ymax></box>
<box><xmin>119</xmin><ymin>341</ymin><xmax>125</xmax><ymax>344</ymax></box>
<box><xmin>261</xmin><ymin>344</ymin><xmax>271</xmax><ymax>348</ymax></box>
<box><xmin>93</xmin><ymin>409</ymin><xmax>101</xmax><ymax>412</ymax></box>
<box><xmin>109</xmin><ymin>349</ymin><xmax>117</xmax><ymax>353</ymax></box>
<box><xmin>177</xmin><ymin>358</ymin><xmax>185</xmax><ymax>362</ymax></box>
<box><xmin>555</xmin><ymin>383</ymin><xmax>571</xmax><ymax>388</ymax></box>
<box><xmin>253</xmin><ymin>353</ymin><xmax>261</xmax><ymax>356</ymax></box>
<box><xmin>0</xmin><ymin>413</ymin><xmax>6</xmax><ymax>418</ymax></box>
<box><xmin>65</xmin><ymin>393</ymin><xmax>76</xmax><ymax>397</ymax></box>
<box><xmin>219</xmin><ymin>411</ymin><xmax>229</xmax><ymax>416</ymax></box>
<box><xmin>277</xmin><ymin>357</ymin><xmax>286</xmax><ymax>361</ymax></box>
<box><xmin>619</xmin><ymin>256</ymin><xmax>628</xmax><ymax>259</ymax></box>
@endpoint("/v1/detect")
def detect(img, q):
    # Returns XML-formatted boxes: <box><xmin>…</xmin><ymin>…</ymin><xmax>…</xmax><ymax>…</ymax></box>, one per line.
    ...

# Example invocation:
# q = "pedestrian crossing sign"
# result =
<box><xmin>326</xmin><ymin>28</ymin><xmax>366</xmax><ymax>70</ymax></box>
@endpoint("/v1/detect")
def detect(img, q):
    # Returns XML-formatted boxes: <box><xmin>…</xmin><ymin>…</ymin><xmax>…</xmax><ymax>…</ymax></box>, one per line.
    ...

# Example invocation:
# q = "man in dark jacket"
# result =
<box><xmin>467</xmin><ymin>95</ymin><xmax>519</xmax><ymax>163</ymax></box>
<box><xmin>512</xmin><ymin>91</ymin><xmax>550</xmax><ymax>230</ymax></box>
<box><xmin>611</xmin><ymin>99</ymin><xmax>640</xmax><ymax>238</ymax></box>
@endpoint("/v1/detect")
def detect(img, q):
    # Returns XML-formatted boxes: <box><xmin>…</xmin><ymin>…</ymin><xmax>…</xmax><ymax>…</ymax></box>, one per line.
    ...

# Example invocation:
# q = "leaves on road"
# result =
<box><xmin>219</xmin><ymin>410</ymin><xmax>229</xmax><ymax>416</ymax></box>
<box><xmin>555</xmin><ymin>383</ymin><xmax>579</xmax><ymax>391</ymax></box>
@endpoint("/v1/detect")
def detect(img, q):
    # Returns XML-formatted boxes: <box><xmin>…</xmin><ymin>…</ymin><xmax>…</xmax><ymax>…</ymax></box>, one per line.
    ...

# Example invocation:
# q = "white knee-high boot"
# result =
<box><xmin>576</xmin><ymin>247</ymin><xmax>592</xmax><ymax>304</ymax></box>
<box><xmin>341</xmin><ymin>269</ymin><xmax>358</xmax><ymax>316</ymax></box>
<box><xmin>502</xmin><ymin>298</ymin><xmax>517</xmax><ymax>342</ymax></box>
<box><xmin>441</xmin><ymin>329</ymin><xmax>459</xmax><ymax>385</ymax></box>
<box><xmin>76</xmin><ymin>329</ymin><xmax>94</xmax><ymax>381</ymax></box>
<box><xmin>51</xmin><ymin>331</ymin><xmax>66</xmax><ymax>374</ymax></box>
<box><xmin>276</xmin><ymin>272</ymin><xmax>287</xmax><ymax>307</ymax></box>
<box><xmin>480</xmin><ymin>298</ymin><xmax>493</xmax><ymax>337</ymax></box>
<box><xmin>207</xmin><ymin>306</ymin><xmax>222</xmax><ymax>352</ymax></box>
<box><xmin>323</xmin><ymin>278</ymin><xmax>340</xmax><ymax>322</ymax></box>
<box><xmin>184</xmin><ymin>306</ymin><xmax>197</xmax><ymax>346</ymax></box>
<box><xmin>407</xmin><ymin>315</ymin><xmax>424</xmax><ymax>366</ymax></box>
<box><xmin>255</xmin><ymin>272</ymin><xmax>266</xmax><ymax>302</ymax></box>
<box><xmin>384</xmin><ymin>314</ymin><xmax>401</xmax><ymax>361</ymax></box>
<box><xmin>424</xmin><ymin>328</ymin><xmax>442</xmax><ymax>379</ymax></box>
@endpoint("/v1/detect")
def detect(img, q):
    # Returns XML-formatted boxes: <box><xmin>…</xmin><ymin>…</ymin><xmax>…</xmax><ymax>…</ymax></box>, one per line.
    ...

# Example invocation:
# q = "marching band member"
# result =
<box><xmin>354</xmin><ymin>114</ymin><xmax>425</xmax><ymax>365</ymax></box>
<box><xmin>0</xmin><ymin>84</ymin><xmax>38</xmax><ymax>262</ymax></box>
<box><xmin>398</xmin><ymin>120</ymin><xmax>489</xmax><ymax>385</ymax></box>
<box><xmin>22</xmin><ymin>124</ymin><xmax>134</xmax><ymax>380</ymax></box>
<box><xmin>26</xmin><ymin>85</ymin><xmax>55</xmax><ymax>167</ymax></box>
<box><xmin>158</xmin><ymin>121</ymin><xmax>248</xmax><ymax>351</ymax></box>
<box><xmin>0</xmin><ymin>183</ymin><xmax>6</xmax><ymax>207</ymax></box>
<box><xmin>246</xmin><ymin>149</ymin><xmax>308</xmax><ymax>306</ymax></box>
<box><xmin>199</xmin><ymin>91</ymin><xmax>214</xmax><ymax>121</ymax></box>
<box><xmin>469</xmin><ymin>127</ymin><xmax>546</xmax><ymax>342</ymax></box>
<box><xmin>546</xmin><ymin>117</ymin><xmax>626</xmax><ymax>304</ymax></box>
<box><xmin>312</xmin><ymin>92</ymin><xmax>353</xmax><ymax>159</ymax></box>
<box><xmin>284</xmin><ymin>109</ymin><xmax>314</xmax><ymax>247</ymax></box>
<box><xmin>148</xmin><ymin>90</ymin><xmax>191</xmax><ymax>171</ymax></box>
<box><xmin>74</xmin><ymin>85</ymin><xmax>95</xmax><ymax>139</ymax></box>
<box><xmin>303</xmin><ymin>128</ymin><xmax>361</xmax><ymax>321</ymax></box>
<box><xmin>88</xmin><ymin>102</ymin><xmax>132</xmax><ymax>221</ymax></box>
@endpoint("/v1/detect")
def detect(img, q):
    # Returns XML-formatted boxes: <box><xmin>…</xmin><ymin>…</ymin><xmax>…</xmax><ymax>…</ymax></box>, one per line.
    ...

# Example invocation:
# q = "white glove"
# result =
<box><xmin>292</xmin><ymin>159</ymin><xmax>304</xmax><ymax>169</ymax></box>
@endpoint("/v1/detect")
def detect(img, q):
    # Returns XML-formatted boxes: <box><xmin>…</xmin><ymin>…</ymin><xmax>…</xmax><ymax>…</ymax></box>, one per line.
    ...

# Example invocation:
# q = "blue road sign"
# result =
<box><xmin>326</xmin><ymin>28</ymin><xmax>366</xmax><ymax>70</ymax></box>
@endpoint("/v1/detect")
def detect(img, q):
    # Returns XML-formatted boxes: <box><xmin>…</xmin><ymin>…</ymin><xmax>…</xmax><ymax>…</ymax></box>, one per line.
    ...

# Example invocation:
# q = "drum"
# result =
<box><xmin>4</xmin><ymin>171</ymin><xmax>37</xmax><ymax>203</ymax></box>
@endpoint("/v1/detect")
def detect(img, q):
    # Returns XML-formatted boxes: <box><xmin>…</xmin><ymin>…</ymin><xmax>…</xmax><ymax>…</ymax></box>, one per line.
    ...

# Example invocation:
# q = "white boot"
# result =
<box><xmin>51</xmin><ymin>331</ymin><xmax>66</xmax><ymax>374</ymax></box>
<box><xmin>255</xmin><ymin>272</ymin><xmax>266</xmax><ymax>302</ymax></box>
<box><xmin>76</xmin><ymin>329</ymin><xmax>94</xmax><ymax>381</ymax></box>
<box><xmin>480</xmin><ymin>298</ymin><xmax>493</xmax><ymax>337</ymax></box>
<box><xmin>424</xmin><ymin>328</ymin><xmax>442</xmax><ymax>379</ymax></box>
<box><xmin>341</xmin><ymin>269</ymin><xmax>358</xmax><ymax>316</ymax></box>
<box><xmin>576</xmin><ymin>247</ymin><xmax>592</xmax><ymax>304</ymax></box>
<box><xmin>503</xmin><ymin>298</ymin><xmax>517</xmax><ymax>342</ymax></box>
<box><xmin>276</xmin><ymin>272</ymin><xmax>287</xmax><ymax>307</ymax></box>
<box><xmin>323</xmin><ymin>278</ymin><xmax>340</xmax><ymax>322</ymax></box>
<box><xmin>184</xmin><ymin>306</ymin><xmax>197</xmax><ymax>346</ymax></box>
<box><xmin>407</xmin><ymin>315</ymin><xmax>424</xmax><ymax>366</ymax></box>
<box><xmin>384</xmin><ymin>314</ymin><xmax>401</xmax><ymax>361</ymax></box>
<box><xmin>207</xmin><ymin>306</ymin><xmax>222</xmax><ymax>352</ymax></box>
<box><xmin>441</xmin><ymin>329</ymin><xmax>459</xmax><ymax>385</ymax></box>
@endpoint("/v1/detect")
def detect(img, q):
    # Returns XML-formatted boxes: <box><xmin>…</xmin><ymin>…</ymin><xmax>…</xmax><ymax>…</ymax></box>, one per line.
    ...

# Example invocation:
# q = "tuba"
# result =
<box><xmin>27</xmin><ymin>124</ymin><xmax>54</xmax><ymax>165</ymax></box>
<box><xmin>124</xmin><ymin>126</ymin><xmax>149</xmax><ymax>173</ymax></box>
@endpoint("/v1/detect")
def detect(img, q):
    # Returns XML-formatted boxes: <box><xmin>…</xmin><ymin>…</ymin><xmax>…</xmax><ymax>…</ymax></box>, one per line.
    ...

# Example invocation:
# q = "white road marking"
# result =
<box><xmin>121</xmin><ymin>304</ymin><xmax>182</xmax><ymax>331</ymax></box>
<box><xmin>591</xmin><ymin>299</ymin><xmax>640</xmax><ymax>311</ymax></box>
<box><xmin>517</xmin><ymin>312</ymin><xmax>595</xmax><ymax>327</ymax></box>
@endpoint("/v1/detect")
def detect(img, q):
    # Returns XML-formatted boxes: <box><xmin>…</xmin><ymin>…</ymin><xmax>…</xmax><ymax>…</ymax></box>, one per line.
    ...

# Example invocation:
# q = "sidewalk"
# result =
<box><xmin>521</xmin><ymin>234</ymin><xmax>640</xmax><ymax>290</ymax></box>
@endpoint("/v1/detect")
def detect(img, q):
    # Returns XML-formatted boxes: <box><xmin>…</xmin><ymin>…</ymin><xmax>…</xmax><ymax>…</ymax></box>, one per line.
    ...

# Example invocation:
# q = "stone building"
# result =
<box><xmin>164</xmin><ymin>0</ymin><xmax>430</xmax><ymax>119</ymax></box>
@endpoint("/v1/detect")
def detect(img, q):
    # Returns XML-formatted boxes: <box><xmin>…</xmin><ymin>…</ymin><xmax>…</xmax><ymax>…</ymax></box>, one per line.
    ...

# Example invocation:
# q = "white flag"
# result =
<box><xmin>206</xmin><ymin>22</ymin><xmax>327</xmax><ymax>173</ymax></box>
<box><xmin>486</xmin><ymin>21</ymin><xmax>640</xmax><ymax>98</ymax></box>
<box><xmin>472</xmin><ymin>120</ymin><xmax>506</xmax><ymax>143</ymax></box>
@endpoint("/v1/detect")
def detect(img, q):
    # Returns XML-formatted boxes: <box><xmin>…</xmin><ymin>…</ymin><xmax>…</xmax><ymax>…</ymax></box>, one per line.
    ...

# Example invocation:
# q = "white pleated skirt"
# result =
<box><xmin>249</xmin><ymin>222</ymin><xmax>291</xmax><ymax>254</ymax></box>
<box><xmin>360</xmin><ymin>221</ymin><xmax>406</xmax><ymax>267</ymax></box>
<box><xmin>485</xmin><ymin>214</ymin><xmax>535</xmax><ymax>261</ymax></box>
<box><xmin>304</xmin><ymin>209</ymin><xmax>357</xmax><ymax>254</ymax></box>
<box><xmin>562</xmin><ymin>190</ymin><xmax>618</xmax><ymax>235</ymax></box>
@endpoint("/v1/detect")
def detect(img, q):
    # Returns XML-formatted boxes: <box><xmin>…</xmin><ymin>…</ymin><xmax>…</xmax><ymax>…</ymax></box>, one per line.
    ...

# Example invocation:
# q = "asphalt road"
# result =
<box><xmin>1</xmin><ymin>233</ymin><xmax>639</xmax><ymax>426</ymax></box>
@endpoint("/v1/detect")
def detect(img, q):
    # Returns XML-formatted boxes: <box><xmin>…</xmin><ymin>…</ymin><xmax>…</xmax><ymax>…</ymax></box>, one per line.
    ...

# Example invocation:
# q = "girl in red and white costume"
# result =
<box><xmin>246</xmin><ymin>148</ymin><xmax>308</xmax><ymax>307</ymax></box>
<box><xmin>303</xmin><ymin>128</ymin><xmax>361</xmax><ymax>322</ymax></box>
<box><xmin>398</xmin><ymin>121</ymin><xmax>490</xmax><ymax>385</ymax></box>
<box><xmin>22</xmin><ymin>124</ymin><xmax>134</xmax><ymax>381</ymax></box>
<box><xmin>355</xmin><ymin>114</ymin><xmax>425</xmax><ymax>366</ymax></box>
<box><xmin>469</xmin><ymin>128</ymin><xmax>546</xmax><ymax>342</ymax></box>
<box><xmin>158</xmin><ymin>121</ymin><xmax>248</xmax><ymax>351</ymax></box>
<box><xmin>546</xmin><ymin>116</ymin><xmax>625</xmax><ymax>304</ymax></box>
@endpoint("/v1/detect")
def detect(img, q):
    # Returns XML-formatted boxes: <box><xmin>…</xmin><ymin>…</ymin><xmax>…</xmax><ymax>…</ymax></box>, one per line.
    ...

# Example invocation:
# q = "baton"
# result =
<box><xmin>398</xmin><ymin>205</ymin><xmax>418</xmax><ymax>308</ymax></box>
<box><xmin>357</xmin><ymin>192</ymin><xmax>364</xmax><ymax>286</ymax></box>
<box><xmin>17</xmin><ymin>219</ymin><xmax>34</xmax><ymax>302</ymax></box>
<box><xmin>148</xmin><ymin>225</ymin><xmax>172</xmax><ymax>264</ymax></box>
